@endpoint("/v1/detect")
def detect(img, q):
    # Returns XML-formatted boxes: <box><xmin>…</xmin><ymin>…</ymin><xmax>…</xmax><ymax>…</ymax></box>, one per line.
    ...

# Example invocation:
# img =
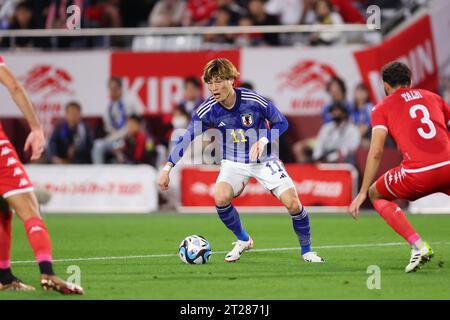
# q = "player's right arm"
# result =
<box><xmin>349</xmin><ymin>104</ymin><xmax>387</xmax><ymax>219</ymax></box>
<box><xmin>0</xmin><ymin>62</ymin><xmax>45</xmax><ymax>160</ymax></box>
<box><xmin>158</xmin><ymin>113</ymin><xmax>208</xmax><ymax>191</ymax></box>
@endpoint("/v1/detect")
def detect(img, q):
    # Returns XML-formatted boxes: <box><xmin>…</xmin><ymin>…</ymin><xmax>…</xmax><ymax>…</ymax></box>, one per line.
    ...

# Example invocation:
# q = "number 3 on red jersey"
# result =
<box><xmin>409</xmin><ymin>104</ymin><xmax>437</xmax><ymax>139</ymax></box>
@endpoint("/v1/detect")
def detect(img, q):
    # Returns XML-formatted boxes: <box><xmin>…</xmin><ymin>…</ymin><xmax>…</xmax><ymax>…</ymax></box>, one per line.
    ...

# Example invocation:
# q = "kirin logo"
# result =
<box><xmin>277</xmin><ymin>60</ymin><xmax>337</xmax><ymax>93</ymax></box>
<box><xmin>19</xmin><ymin>65</ymin><xmax>75</xmax><ymax>101</ymax></box>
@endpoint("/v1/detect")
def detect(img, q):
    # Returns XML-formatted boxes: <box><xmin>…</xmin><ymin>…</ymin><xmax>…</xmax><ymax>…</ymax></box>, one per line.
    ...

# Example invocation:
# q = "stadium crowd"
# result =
<box><xmin>0</xmin><ymin>0</ymin><xmax>411</xmax><ymax>48</ymax></box>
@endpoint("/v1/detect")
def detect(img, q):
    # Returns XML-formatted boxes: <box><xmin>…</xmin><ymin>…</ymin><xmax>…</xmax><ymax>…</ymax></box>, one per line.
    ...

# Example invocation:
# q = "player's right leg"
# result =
<box><xmin>370</xmin><ymin>171</ymin><xmax>433</xmax><ymax>272</ymax></box>
<box><xmin>5</xmin><ymin>192</ymin><xmax>84</xmax><ymax>294</ymax></box>
<box><xmin>215</xmin><ymin>161</ymin><xmax>252</xmax><ymax>262</ymax></box>
<box><xmin>0</xmin><ymin>198</ymin><xmax>35</xmax><ymax>291</ymax></box>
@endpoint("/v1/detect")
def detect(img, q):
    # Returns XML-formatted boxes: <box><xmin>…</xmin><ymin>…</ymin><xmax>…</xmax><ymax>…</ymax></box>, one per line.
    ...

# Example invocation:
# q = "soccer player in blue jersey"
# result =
<box><xmin>158</xmin><ymin>58</ymin><xmax>324</xmax><ymax>263</ymax></box>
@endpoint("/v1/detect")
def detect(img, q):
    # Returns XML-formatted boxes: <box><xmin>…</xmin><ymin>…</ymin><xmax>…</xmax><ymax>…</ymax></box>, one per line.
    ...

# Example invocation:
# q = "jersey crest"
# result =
<box><xmin>241</xmin><ymin>113</ymin><xmax>253</xmax><ymax>127</ymax></box>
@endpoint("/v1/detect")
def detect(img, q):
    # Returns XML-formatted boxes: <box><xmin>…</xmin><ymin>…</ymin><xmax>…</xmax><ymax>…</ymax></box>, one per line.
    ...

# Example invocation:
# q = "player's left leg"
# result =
<box><xmin>253</xmin><ymin>159</ymin><xmax>323</xmax><ymax>262</ymax></box>
<box><xmin>370</xmin><ymin>174</ymin><xmax>433</xmax><ymax>272</ymax></box>
<box><xmin>278</xmin><ymin>188</ymin><xmax>324</xmax><ymax>263</ymax></box>
<box><xmin>5</xmin><ymin>192</ymin><xmax>84</xmax><ymax>294</ymax></box>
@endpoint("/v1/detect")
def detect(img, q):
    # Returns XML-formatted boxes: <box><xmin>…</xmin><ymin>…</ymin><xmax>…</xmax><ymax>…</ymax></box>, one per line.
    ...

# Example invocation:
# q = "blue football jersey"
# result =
<box><xmin>168</xmin><ymin>88</ymin><xmax>288</xmax><ymax>165</ymax></box>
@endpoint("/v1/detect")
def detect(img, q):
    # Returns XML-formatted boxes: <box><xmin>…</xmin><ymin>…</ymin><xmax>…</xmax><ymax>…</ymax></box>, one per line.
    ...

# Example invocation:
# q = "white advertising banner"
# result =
<box><xmin>0</xmin><ymin>51</ymin><xmax>109</xmax><ymax>136</ymax></box>
<box><xmin>25</xmin><ymin>164</ymin><xmax>158</xmax><ymax>213</ymax></box>
<box><xmin>241</xmin><ymin>46</ymin><xmax>363</xmax><ymax>115</ymax></box>
<box><xmin>429</xmin><ymin>0</ymin><xmax>450</xmax><ymax>72</ymax></box>
<box><xmin>409</xmin><ymin>193</ymin><xmax>450</xmax><ymax>214</ymax></box>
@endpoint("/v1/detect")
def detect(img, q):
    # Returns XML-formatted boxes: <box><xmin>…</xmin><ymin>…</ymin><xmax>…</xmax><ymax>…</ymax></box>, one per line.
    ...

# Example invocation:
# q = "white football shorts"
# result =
<box><xmin>216</xmin><ymin>159</ymin><xmax>296</xmax><ymax>199</ymax></box>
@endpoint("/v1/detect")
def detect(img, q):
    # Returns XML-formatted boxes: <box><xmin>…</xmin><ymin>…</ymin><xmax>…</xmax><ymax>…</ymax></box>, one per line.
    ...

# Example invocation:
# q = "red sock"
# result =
<box><xmin>24</xmin><ymin>217</ymin><xmax>53</xmax><ymax>263</ymax></box>
<box><xmin>373</xmin><ymin>199</ymin><xmax>420</xmax><ymax>245</ymax></box>
<box><xmin>0</xmin><ymin>211</ymin><xmax>12</xmax><ymax>269</ymax></box>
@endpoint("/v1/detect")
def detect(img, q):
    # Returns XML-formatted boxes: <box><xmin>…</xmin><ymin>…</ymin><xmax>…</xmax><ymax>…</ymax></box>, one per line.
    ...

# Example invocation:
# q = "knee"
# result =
<box><xmin>368</xmin><ymin>185</ymin><xmax>379</xmax><ymax>203</ymax></box>
<box><xmin>8</xmin><ymin>194</ymin><xmax>40</xmax><ymax>222</ymax></box>
<box><xmin>285</xmin><ymin>198</ymin><xmax>301</xmax><ymax>214</ymax></box>
<box><xmin>214</xmin><ymin>190</ymin><xmax>233</xmax><ymax>207</ymax></box>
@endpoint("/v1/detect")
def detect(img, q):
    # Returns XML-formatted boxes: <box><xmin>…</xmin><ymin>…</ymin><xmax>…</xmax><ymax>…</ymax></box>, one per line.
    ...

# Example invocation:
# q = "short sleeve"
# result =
<box><xmin>0</xmin><ymin>56</ymin><xmax>5</xmax><ymax>66</ymax></box>
<box><xmin>370</xmin><ymin>103</ymin><xmax>388</xmax><ymax>133</ymax></box>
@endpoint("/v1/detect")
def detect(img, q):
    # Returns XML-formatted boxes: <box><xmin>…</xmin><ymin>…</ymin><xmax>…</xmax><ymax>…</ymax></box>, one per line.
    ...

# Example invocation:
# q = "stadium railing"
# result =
<box><xmin>0</xmin><ymin>24</ymin><xmax>381</xmax><ymax>50</ymax></box>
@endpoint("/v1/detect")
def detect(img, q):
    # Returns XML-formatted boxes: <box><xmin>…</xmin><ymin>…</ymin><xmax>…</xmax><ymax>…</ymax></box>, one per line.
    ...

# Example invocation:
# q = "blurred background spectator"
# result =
<box><xmin>177</xmin><ymin>76</ymin><xmax>204</xmax><ymax>115</ymax></box>
<box><xmin>47</xmin><ymin>101</ymin><xmax>93</xmax><ymax>164</ymax></box>
<box><xmin>234</xmin><ymin>14</ymin><xmax>263</xmax><ymax>47</ymax></box>
<box><xmin>247</xmin><ymin>0</ymin><xmax>281</xmax><ymax>46</ymax></box>
<box><xmin>148</xmin><ymin>0</ymin><xmax>186</xmax><ymax>27</ymax></box>
<box><xmin>203</xmin><ymin>5</ymin><xmax>235</xmax><ymax>45</ymax></box>
<box><xmin>113</xmin><ymin>114</ymin><xmax>157</xmax><ymax>165</ymax></box>
<box><xmin>321</xmin><ymin>76</ymin><xmax>351</xmax><ymax>123</ymax></box>
<box><xmin>312</xmin><ymin>102</ymin><xmax>360</xmax><ymax>163</ymax></box>
<box><xmin>183</xmin><ymin>0</ymin><xmax>218</xmax><ymax>26</ymax></box>
<box><xmin>309</xmin><ymin>0</ymin><xmax>344</xmax><ymax>46</ymax></box>
<box><xmin>265</xmin><ymin>0</ymin><xmax>315</xmax><ymax>25</ymax></box>
<box><xmin>91</xmin><ymin>76</ymin><xmax>138</xmax><ymax>164</ymax></box>
<box><xmin>349</xmin><ymin>82</ymin><xmax>373</xmax><ymax>146</ymax></box>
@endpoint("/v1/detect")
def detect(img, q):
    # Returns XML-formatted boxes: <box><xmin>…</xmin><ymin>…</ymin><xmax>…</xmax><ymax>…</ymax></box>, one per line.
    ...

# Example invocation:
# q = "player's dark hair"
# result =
<box><xmin>382</xmin><ymin>61</ymin><xmax>412</xmax><ymax>88</ymax></box>
<box><xmin>326</xmin><ymin>76</ymin><xmax>346</xmax><ymax>96</ymax></box>
<box><xmin>65</xmin><ymin>101</ymin><xmax>82</xmax><ymax>112</ymax></box>
<box><xmin>202</xmin><ymin>58</ymin><xmax>240</xmax><ymax>83</ymax></box>
<box><xmin>128</xmin><ymin>114</ymin><xmax>142</xmax><ymax>124</ymax></box>
<box><xmin>184</xmin><ymin>76</ymin><xmax>201</xmax><ymax>89</ymax></box>
<box><xmin>328</xmin><ymin>101</ymin><xmax>349</xmax><ymax>117</ymax></box>
<box><xmin>109</xmin><ymin>76</ymin><xmax>122</xmax><ymax>88</ymax></box>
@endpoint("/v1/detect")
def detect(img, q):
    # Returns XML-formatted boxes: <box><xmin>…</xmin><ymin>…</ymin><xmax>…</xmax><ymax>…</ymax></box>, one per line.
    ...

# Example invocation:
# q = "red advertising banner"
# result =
<box><xmin>354</xmin><ymin>15</ymin><xmax>438</xmax><ymax>103</ymax></box>
<box><xmin>180</xmin><ymin>164</ymin><xmax>357</xmax><ymax>211</ymax></box>
<box><xmin>110</xmin><ymin>50</ymin><xmax>240</xmax><ymax>115</ymax></box>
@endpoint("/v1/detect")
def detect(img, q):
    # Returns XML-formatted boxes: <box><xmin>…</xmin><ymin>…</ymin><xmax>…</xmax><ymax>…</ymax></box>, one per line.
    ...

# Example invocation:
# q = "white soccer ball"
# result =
<box><xmin>178</xmin><ymin>235</ymin><xmax>212</xmax><ymax>265</ymax></box>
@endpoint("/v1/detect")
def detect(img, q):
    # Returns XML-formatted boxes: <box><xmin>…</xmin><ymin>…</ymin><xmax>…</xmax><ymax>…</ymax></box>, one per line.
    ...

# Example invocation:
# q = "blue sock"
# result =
<box><xmin>216</xmin><ymin>204</ymin><xmax>249</xmax><ymax>241</ymax></box>
<box><xmin>291</xmin><ymin>207</ymin><xmax>311</xmax><ymax>255</ymax></box>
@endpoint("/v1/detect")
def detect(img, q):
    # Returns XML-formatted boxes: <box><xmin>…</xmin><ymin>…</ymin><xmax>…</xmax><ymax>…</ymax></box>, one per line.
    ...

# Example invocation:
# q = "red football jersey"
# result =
<box><xmin>371</xmin><ymin>88</ymin><xmax>450</xmax><ymax>169</ymax></box>
<box><xmin>0</xmin><ymin>55</ymin><xmax>6</xmax><ymax>140</ymax></box>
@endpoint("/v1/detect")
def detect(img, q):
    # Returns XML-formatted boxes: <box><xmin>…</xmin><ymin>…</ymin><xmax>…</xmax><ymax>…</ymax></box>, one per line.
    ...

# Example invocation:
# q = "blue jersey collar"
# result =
<box><xmin>218</xmin><ymin>88</ymin><xmax>241</xmax><ymax>112</ymax></box>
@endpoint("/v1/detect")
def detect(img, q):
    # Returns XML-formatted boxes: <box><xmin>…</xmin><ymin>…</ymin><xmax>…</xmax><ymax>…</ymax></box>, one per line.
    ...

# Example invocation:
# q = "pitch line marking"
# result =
<box><xmin>11</xmin><ymin>241</ymin><xmax>450</xmax><ymax>264</ymax></box>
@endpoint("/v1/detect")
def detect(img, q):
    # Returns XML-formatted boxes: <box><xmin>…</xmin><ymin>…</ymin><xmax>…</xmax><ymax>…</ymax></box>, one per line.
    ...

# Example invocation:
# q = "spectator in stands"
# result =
<box><xmin>331</xmin><ymin>0</ymin><xmax>365</xmax><ymax>23</ymax></box>
<box><xmin>321</xmin><ymin>76</ymin><xmax>351</xmax><ymax>123</ymax></box>
<box><xmin>183</xmin><ymin>0</ymin><xmax>218</xmax><ymax>26</ymax></box>
<box><xmin>171</xmin><ymin>105</ymin><xmax>191</xmax><ymax>131</ymax></box>
<box><xmin>217</xmin><ymin>0</ymin><xmax>247</xmax><ymax>25</ymax></box>
<box><xmin>0</xmin><ymin>0</ymin><xmax>18</xmax><ymax>29</ymax></box>
<box><xmin>265</xmin><ymin>0</ymin><xmax>315</xmax><ymax>25</ymax></box>
<box><xmin>113</xmin><ymin>114</ymin><xmax>157</xmax><ymax>165</ymax></box>
<box><xmin>177</xmin><ymin>76</ymin><xmax>204</xmax><ymax>115</ymax></box>
<box><xmin>91</xmin><ymin>77</ymin><xmax>138</xmax><ymax>164</ymax></box>
<box><xmin>47</xmin><ymin>101</ymin><xmax>93</xmax><ymax>164</ymax></box>
<box><xmin>234</xmin><ymin>14</ymin><xmax>264</xmax><ymax>47</ymax></box>
<box><xmin>148</xmin><ymin>0</ymin><xmax>186</xmax><ymax>27</ymax></box>
<box><xmin>312</xmin><ymin>102</ymin><xmax>360</xmax><ymax>163</ymax></box>
<box><xmin>247</xmin><ymin>0</ymin><xmax>281</xmax><ymax>46</ymax></box>
<box><xmin>0</xmin><ymin>1</ymin><xmax>41</xmax><ymax>48</ymax></box>
<box><xmin>204</xmin><ymin>5</ymin><xmax>236</xmax><ymax>44</ymax></box>
<box><xmin>349</xmin><ymin>82</ymin><xmax>373</xmax><ymax>145</ymax></box>
<box><xmin>84</xmin><ymin>0</ymin><xmax>124</xmax><ymax>47</ymax></box>
<box><xmin>309</xmin><ymin>0</ymin><xmax>344</xmax><ymax>46</ymax></box>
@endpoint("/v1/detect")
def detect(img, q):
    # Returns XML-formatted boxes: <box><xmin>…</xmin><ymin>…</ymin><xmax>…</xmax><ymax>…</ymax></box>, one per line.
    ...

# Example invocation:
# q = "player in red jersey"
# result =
<box><xmin>0</xmin><ymin>56</ymin><xmax>83</xmax><ymax>294</ymax></box>
<box><xmin>350</xmin><ymin>61</ymin><xmax>450</xmax><ymax>273</ymax></box>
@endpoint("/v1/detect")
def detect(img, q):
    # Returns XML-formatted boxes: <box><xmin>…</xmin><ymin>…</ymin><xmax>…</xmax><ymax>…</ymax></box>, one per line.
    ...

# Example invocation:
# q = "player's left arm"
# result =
<box><xmin>0</xmin><ymin>64</ymin><xmax>45</xmax><ymax>160</ymax></box>
<box><xmin>250</xmin><ymin>101</ymin><xmax>288</xmax><ymax>161</ymax></box>
<box><xmin>349</xmin><ymin>127</ymin><xmax>387</xmax><ymax>219</ymax></box>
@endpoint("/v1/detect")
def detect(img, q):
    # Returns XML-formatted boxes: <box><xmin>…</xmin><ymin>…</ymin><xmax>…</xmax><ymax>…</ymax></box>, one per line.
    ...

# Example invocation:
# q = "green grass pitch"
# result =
<box><xmin>1</xmin><ymin>213</ymin><xmax>449</xmax><ymax>300</ymax></box>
